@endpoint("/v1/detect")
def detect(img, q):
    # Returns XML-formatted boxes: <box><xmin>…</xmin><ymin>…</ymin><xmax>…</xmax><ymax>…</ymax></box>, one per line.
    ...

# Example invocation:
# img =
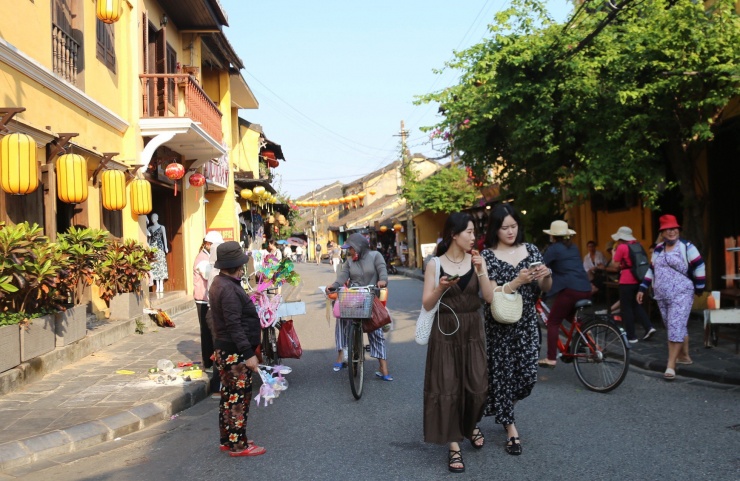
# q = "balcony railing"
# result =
<box><xmin>140</xmin><ymin>74</ymin><xmax>223</xmax><ymax>143</ymax></box>
<box><xmin>52</xmin><ymin>22</ymin><xmax>80</xmax><ymax>85</ymax></box>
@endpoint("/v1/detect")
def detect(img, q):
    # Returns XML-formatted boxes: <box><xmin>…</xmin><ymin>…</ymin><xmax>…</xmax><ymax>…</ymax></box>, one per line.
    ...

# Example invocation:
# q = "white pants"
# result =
<box><xmin>335</xmin><ymin>318</ymin><xmax>386</xmax><ymax>360</ymax></box>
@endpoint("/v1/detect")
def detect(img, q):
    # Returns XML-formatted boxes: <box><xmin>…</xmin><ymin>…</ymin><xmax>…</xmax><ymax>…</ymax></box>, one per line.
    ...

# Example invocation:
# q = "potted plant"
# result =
<box><xmin>0</xmin><ymin>222</ymin><xmax>65</xmax><ymax>366</ymax></box>
<box><xmin>54</xmin><ymin>226</ymin><xmax>110</xmax><ymax>346</ymax></box>
<box><xmin>94</xmin><ymin>239</ymin><xmax>155</xmax><ymax>320</ymax></box>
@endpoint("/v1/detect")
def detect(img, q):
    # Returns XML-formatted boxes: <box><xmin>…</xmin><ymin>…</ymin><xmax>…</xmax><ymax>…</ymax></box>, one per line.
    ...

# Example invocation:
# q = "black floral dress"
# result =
<box><xmin>481</xmin><ymin>243</ymin><xmax>543</xmax><ymax>426</ymax></box>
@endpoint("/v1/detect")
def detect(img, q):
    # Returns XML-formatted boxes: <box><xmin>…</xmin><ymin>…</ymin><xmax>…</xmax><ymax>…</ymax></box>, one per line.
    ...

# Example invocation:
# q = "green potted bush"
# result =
<box><xmin>94</xmin><ymin>239</ymin><xmax>155</xmax><ymax>320</ymax></box>
<box><xmin>54</xmin><ymin>226</ymin><xmax>110</xmax><ymax>346</ymax></box>
<box><xmin>0</xmin><ymin>222</ymin><xmax>65</xmax><ymax>367</ymax></box>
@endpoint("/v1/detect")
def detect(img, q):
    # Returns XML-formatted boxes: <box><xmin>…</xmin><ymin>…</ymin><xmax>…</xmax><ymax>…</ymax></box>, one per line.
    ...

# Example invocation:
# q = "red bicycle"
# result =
<box><xmin>535</xmin><ymin>298</ymin><xmax>630</xmax><ymax>392</ymax></box>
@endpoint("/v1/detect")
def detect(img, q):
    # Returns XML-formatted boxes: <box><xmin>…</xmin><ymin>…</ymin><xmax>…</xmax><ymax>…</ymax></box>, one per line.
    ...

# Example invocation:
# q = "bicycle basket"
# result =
<box><xmin>337</xmin><ymin>289</ymin><xmax>374</xmax><ymax>318</ymax></box>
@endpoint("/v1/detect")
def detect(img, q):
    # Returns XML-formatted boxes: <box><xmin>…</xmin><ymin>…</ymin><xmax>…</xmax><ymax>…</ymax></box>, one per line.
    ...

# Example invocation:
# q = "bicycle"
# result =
<box><xmin>334</xmin><ymin>285</ymin><xmax>377</xmax><ymax>400</ymax></box>
<box><xmin>535</xmin><ymin>298</ymin><xmax>630</xmax><ymax>392</ymax></box>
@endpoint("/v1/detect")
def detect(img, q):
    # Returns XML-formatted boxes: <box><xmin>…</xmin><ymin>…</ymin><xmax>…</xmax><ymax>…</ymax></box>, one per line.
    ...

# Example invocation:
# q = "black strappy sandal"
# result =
<box><xmin>448</xmin><ymin>449</ymin><xmax>465</xmax><ymax>473</ymax></box>
<box><xmin>505</xmin><ymin>436</ymin><xmax>522</xmax><ymax>456</ymax></box>
<box><xmin>469</xmin><ymin>426</ymin><xmax>485</xmax><ymax>449</ymax></box>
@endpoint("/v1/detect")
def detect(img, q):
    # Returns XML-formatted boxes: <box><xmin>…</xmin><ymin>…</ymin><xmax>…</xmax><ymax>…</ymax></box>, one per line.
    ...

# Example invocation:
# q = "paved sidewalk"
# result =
<box><xmin>0</xmin><ymin>306</ymin><xmax>209</xmax><ymax>473</ymax></box>
<box><xmin>396</xmin><ymin>266</ymin><xmax>740</xmax><ymax>386</ymax></box>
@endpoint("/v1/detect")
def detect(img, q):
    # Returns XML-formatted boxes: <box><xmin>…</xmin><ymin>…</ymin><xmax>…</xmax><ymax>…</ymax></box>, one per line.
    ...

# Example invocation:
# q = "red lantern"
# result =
<box><xmin>262</xmin><ymin>150</ymin><xmax>276</xmax><ymax>161</ymax></box>
<box><xmin>268</xmin><ymin>158</ymin><xmax>279</xmax><ymax>168</ymax></box>
<box><xmin>165</xmin><ymin>162</ymin><xmax>185</xmax><ymax>195</ymax></box>
<box><xmin>189</xmin><ymin>172</ymin><xmax>205</xmax><ymax>187</ymax></box>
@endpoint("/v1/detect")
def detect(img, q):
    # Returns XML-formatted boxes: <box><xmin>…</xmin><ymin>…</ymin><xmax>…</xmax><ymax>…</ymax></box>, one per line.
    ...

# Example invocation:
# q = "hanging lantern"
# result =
<box><xmin>261</xmin><ymin>150</ymin><xmax>276</xmax><ymax>162</ymax></box>
<box><xmin>253</xmin><ymin>185</ymin><xmax>266</xmax><ymax>197</ymax></box>
<box><xmin>369</xmin><ymin>189</ymin><xmax>376</xmax><ymax>195</ymax></box>
<box><xmin>130</xmin><ymin>179</ymin><xmax>152</xmax><ymax>215</ymax></box>
<box><xmin>267</xmin><ymin>158</ymin><xmax>279</xmax><ymax>168</ymax></box>
<box><xmin>101</xmin><ymin>170</ymin><xmax>126</xmax><ymax>211</ymax></box>
<box><xmin>358</xmin><ymin>192</ymin><xmax>366</xmax><ymax>199</ymax></box>
<box><xmin>56</xmin><ymin>153</ymin><xmax>88</xmax><ymax>204</ymax></box>
<box><xmin>96</xmin><ymin>0</ymin><xmax>122</xmax><ymax>24</ymax></box>
<box><xmin>240</xmin><ymin>188</ymin><xmax>253</xmax><ymax>200</ymax></box>
<box><xmin>349</xmin><ymin>194</ymin><xmax>359</xmax><ymax>202</ymax></box>
<box><xmin>393</xmin><ymin>223</ymin><xmax>403</xmax><ymax>232</ymax></box>
<box><xmin>189</xmin><ymin>172</ymin><xmax>206</xmax><ymax>187</ymax></box>
<box><xmin>320</xmin><ymin>200</ymin><xmax>329</xmax><ymax>207</ymax></box>
<box><xmin>165</xmin><ymin>161</ymin><xmax>185</xmax><ymax>196</ymax></box>
<box><xmin>379</xmin><ymin>225</ymin><xmax>388</xmax><ymax>233</ymax></box>
<box><xmin>277</xmin><ymin>214</ymin><xmax>286</xmax><ymax>224</ymax></box>
<box><xmin>0</xmin><ymin>132</ymin><xmax>38</xmax><ymax>195</ymax></box>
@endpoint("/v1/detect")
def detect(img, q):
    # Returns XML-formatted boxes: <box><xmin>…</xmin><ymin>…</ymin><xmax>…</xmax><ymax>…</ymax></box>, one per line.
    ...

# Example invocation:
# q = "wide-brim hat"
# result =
<box><xmin>611</xmin><ymin>226</ymin><xmax>636</xmax><ymax>242</ymax></box>
<box><xmin>658</xmin><ymin>214</ymin><xmax>681</xmax><ymax>232</ymax></box>
<box><xmin>214</xmin><ymin>241</ymin><xmax>249</xmax><ymax>269</ymax></box>
<box><xmin>543</xmin><ymin>220</ymin><xmax>576</xmax><ymax>237</ymax></box>
<box><xmin>204</xmin><ymin>231</ymin><xmax>224</xmax><ymax>244</ymax></box>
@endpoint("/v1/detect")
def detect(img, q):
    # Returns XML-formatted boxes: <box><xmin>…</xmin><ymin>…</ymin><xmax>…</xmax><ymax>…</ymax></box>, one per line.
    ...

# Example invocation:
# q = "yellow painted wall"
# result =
<box><xmin>413</xmin><ymin>210</ymin><xmax>448</xmax><ymax>268</ymax></box>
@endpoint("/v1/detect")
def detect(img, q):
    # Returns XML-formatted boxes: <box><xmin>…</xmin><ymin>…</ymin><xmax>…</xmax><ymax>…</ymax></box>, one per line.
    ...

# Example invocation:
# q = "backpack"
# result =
<box><xmin>627</xmin><ymin>242</ymin><xmax>649</xmax><ymax>282</ymax></box>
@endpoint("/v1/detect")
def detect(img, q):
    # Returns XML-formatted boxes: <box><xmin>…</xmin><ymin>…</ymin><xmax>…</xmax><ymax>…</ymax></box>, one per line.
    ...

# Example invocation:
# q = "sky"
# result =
<box><xmin>220</xmin><ymin>0</ymin><xmax>574</xmax><ymax>199</ymax></box>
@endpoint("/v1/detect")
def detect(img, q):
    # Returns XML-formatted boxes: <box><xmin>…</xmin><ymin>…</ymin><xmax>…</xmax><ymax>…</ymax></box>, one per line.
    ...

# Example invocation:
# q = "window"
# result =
<box><xmin>96</xmin><ymin>19</ymin><xmax>116</xmax><ymax>73</ymax></box>
<box><xmin>166</xmin><ymin>44</ymin><xmax>177</xmax><ymax>106</ymax></box>
<box><xmin>52</xmin><ymin>0</ymin><xmax>82</xmax><ymax>84</ymax></box>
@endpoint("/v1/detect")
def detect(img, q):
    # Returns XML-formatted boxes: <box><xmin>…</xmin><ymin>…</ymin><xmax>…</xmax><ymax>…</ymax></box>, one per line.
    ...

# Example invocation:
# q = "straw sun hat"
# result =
<box><xmin>543</xmin><ymin>220</ymin><xmax>576</xmax><ymax>237</ymax></box>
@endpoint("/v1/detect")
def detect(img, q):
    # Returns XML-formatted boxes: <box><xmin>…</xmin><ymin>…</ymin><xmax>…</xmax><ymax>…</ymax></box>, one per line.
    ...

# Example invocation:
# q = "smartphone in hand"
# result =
<box><xmin>446</xmin><ymin>274</ymin><xmax>460</xmax><ymax>281</ymax></box>
<box><xmin>529</xmin><ymin>262</ymin><xmax>542</xmax><ymax>271</ymax></box>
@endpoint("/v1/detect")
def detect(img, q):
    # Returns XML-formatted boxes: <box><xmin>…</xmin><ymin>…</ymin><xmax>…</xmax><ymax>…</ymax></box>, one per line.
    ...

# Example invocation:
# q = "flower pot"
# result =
<box><xmin>109</xmin><ymin>292</ymin><xmax>145</xmax><ymax>320</ymax></box>
<box><xmin>20</xmin><ymin>314</ymin><xmax>56</xmax><ymax>362</ymax></box>
<box><xmin>0</xmin><ymin>324</ymin><xmax>21</xmax><ymax>373</ymax></box>
<box><xmin>55</xmin><ymin>304</ymin><xmax>88</xmax><ymax>347</ymax></box>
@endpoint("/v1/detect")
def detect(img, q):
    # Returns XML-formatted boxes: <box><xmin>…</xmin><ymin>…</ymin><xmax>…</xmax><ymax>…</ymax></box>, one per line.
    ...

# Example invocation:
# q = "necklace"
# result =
<box><xmin>444</xmin><ymin>253</ymin><xmax>465</xmax><ymax>264</ymax></box>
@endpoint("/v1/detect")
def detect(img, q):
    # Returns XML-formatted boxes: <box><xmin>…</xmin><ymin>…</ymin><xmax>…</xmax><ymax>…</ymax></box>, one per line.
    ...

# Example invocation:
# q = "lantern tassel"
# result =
<box><xmin>174</xmin><ymin>180</ymin><xmax>178</xmax><ymax>196</ymax></box>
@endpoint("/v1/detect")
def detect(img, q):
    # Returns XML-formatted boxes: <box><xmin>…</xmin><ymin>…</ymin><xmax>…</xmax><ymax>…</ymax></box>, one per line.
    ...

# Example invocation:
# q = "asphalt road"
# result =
<box><xmin>10</xmin><ymin>263</ymin><xmax>740</xmax><ymax>481</ymax></box>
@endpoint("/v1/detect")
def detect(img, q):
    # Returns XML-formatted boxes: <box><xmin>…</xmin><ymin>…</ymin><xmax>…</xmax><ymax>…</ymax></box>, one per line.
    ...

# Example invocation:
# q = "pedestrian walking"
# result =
<box><xmin>295</xmin><ymin>244</ymin><xmax>304</xmax><ymax>263</ymax></box>
<box><xmin>422</xmin><ymin>212</ymin><xmax>492</xmax><ymax>473</ymax></box>
<box><xmin>209</xmin><ymin>242</ymin><xmax>266</xmax><ymax>457</ymax></box>
<box><xmin>330</xmin><ymin>243</ymin><xmax>342</xmax><ymax>273</ymax></box>
<box><xmin>611</xmin><ymin>226</ymin><xmax>656</xmax><ymax>344</ymax></box>
<box><xmin>193</xmin><ymin>231</ymin><xmax>224</xmax><ymax>395</ymax></box>
<box><xmin>315</xmin><ymin>242</ymin><xmax>322</xmax><ymax>265</ymax></box>
<box><xmin>480</xmin><ymin>204</ymin><xmax>551</xmax><ymax>456</ymax></box>
<box><xmin>637</xmin><ymin>215</ymin><xmax>705</xmax><ymax>380</ymax></box>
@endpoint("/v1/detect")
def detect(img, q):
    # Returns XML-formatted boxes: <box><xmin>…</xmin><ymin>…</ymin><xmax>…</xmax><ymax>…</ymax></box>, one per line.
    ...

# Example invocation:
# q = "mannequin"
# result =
<box><xmin>147</xmin><ymin>213</ymin><xmax>169</xmax><ymax>292</ymax></box>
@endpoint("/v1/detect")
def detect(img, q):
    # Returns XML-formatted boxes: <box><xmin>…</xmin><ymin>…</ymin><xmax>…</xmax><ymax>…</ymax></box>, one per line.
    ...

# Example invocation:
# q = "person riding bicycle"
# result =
<box><xmin>326</xmin><ymin>233</ymin><xmax>392</xmax><ymax>381</ymax></box>
<box><xmin>539</xmin><ymin>220</ymin><xmax>592</xmax><ymax>368</ymax></box>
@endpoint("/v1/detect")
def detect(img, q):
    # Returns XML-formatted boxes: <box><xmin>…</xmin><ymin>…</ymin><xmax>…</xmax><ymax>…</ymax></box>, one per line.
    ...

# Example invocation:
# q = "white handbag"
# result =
<box><xmin>415</xmin><ymin>257</ymin><xmax>441</xmax><ymax>345</ymax></box>
<box><xmin>490</xmin><ymin>282</ymin><xmax>523</xmax><ymax>324</ymax></box>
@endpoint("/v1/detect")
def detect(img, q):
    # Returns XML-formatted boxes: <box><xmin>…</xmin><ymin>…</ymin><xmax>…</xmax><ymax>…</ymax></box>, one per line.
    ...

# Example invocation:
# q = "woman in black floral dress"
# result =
<box><xmin>481</xmin><ymin>204</ymin><xmax>552</xmax><ymax>455</ymax></box>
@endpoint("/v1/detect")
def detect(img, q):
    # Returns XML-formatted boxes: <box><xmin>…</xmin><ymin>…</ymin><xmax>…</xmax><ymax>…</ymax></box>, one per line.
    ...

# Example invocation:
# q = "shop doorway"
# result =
<box><xmin>149</xmin><ymin>183</ymin><xmax>184</xmax><ymax>292</ymax></box>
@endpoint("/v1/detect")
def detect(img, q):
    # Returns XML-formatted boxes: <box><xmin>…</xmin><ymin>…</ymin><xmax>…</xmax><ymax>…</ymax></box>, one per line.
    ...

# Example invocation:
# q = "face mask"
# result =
<box><xmin>351</xmin><ymin>251</ymin><xmax>359</xmax><ymax>261</ymax></box>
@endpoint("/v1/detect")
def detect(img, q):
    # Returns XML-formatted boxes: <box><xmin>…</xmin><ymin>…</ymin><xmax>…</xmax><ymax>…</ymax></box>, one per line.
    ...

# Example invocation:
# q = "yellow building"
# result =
<box><xmin>0</xmin><ymin>0</ymin><xmax>265</xmax><ymax>313</ymax></box>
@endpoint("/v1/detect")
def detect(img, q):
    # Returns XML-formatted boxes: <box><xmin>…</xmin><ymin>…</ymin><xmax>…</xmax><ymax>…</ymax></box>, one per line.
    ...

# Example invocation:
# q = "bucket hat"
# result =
<box><xmin>543</xmin><ymin>220</ymin><xmax>576</xmax><ymax>237</ymax></box>
<box><xmin>658</xmin><ymin>214</ymin><xmax>680</xmax><ymax>232</ymax></box>
<box><xmin>214</xmin><ymin>241</ymin><xmax>249</xmax><ymax>269</ymax></box>
<box><xmin>611</xmin><ymin>226</ymin><xmax>636</xmax><ymax>242</ymax></box>
<box><xmin>204</xmin><ymin>231</ymin><xmax>224</xmax><ymax>244</ymax></box>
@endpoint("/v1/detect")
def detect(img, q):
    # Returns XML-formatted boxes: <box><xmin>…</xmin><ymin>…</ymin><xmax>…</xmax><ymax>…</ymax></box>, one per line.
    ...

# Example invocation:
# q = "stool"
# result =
<box><xmin>703</xmin><ymin>309</ymin><xmax>740</xmax><ymax>353</ymax></box>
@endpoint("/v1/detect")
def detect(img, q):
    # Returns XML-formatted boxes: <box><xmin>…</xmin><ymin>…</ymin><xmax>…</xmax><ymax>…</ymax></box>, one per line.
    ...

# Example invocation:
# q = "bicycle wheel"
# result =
<box><xmin>261</xmin><ymin>326</ymin><xmax>280</xmax><ymax>367</ymax></box>
<box><xmin>571</xmin><ymin>320</ymin><xmax>629</xmax><ymax>392</ymax></box>
<box><xmin>347</xmin><ymin>321</ymin><xmax>365</xmax><ymax>399</ymax></box>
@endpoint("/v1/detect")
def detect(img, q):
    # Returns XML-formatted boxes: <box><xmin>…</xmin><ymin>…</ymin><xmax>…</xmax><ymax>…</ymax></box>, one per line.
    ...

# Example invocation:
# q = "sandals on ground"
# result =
<box><xmin>469</xmin><ymin>426</ymin><xmax>485</xmax><ymax>449</ymax></box>
<box><xmin>664</xmin><ymin>368</ymin><xmax>676</xmax><ymax>380</ymax></box>
<box><xmin>448</xmin><ymin>449</ymin><xmax>465</xmax><ymax>473</ymax></box>
<box><xmin>374</xmin><ymin>371</ymin><xmax>393</xmax><ymax>381</ymax></box>
<box><xmin>538</xmin><ymin>359</ymin><xmax>557</xmax><ymax>369</ymax></box>
<box><xmin>505</xmin><ymin>436</ymin><xmax>522</xmax><ymax>456</ymax></box>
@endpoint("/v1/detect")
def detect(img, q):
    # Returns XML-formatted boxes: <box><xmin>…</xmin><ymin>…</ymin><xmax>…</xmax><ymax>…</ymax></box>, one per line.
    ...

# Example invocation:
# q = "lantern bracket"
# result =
<box><xmin>91</xmin><ymin>152</ymin><xmax>120</xmax><ymax>186</ymax></box>
<box><xmin>47</xmin><ymin>133</ymin><xmax>79</xmax><ymax>159</ymax></box>
<box><xmin>0</xmin><ymin>107</ymin><xmax>26</xmax><ymax>133</ymax></box>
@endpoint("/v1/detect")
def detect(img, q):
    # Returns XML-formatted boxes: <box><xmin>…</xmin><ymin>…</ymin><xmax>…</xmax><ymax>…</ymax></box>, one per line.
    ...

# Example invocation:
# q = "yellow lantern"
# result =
<box><xmin>379</xmin><ymin>225</ymin><xmax>388</xmax><ymax>233</ymax></box>
<box><xmin>253</xmin><ymin>185</ymin><xmax>266</xmax><ymax>196</ymax></box>
<box><xmin>393</xmin><ymin>223</ymin><xmax>403</xmax><ymax>232</ymax></box>
<box><xmin>357</xmin><ymin>192</ymin><xmax>366</xmax><ymax>199</ymax></box>
<box><xmin>130</xmin><ymin>179</ymin><xmax>152</xmax><ymax>215</ymax></box>
<box><xmin>101</xmin><ymin>170</ymin><xmax>126</xmax><ymax>211</ymax></box>
<box><xmin>56</xmin><ymin>153</ymin><xmax>88</xmax><ymax>204</ymax></box>
<box><xmin>330</xmin><ymin>199</ymin><xmax>339</xmax><ymax>205</ymax></box>
<box><xmin>240</xmin><ymin>188</ymin><xmax>253</xmax><ymax>200</ymax></box>
<box><xmin>320</xmin><ymin>200</ymin><xmax>329</xmax><ymax>207</ymax></box>
<box><xmin>96</xmin><ymin>0</ymin><xmax>122</xmax><ymax>24</ymax></box>
<box><xmin>369</xmin><ymin>189</ymin><xmax>376</xmax><ymax>195</ymax></box>
<box><xmin>349</xmin><ymin>194</ymin><xmax>359</xmax><ymax>202</ymax></box>
<box><xmin>0</xmin><ymin>132</ymin><xmax>38</xmax><ymax>195</ymax></box>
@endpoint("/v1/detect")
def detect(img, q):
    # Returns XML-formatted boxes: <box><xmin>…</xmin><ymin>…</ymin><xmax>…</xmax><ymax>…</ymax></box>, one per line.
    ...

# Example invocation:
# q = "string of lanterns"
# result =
<box><xmin>292</xmin><ymin>191</ymin><xmax>371</xmax><ymax>210</ymax></box>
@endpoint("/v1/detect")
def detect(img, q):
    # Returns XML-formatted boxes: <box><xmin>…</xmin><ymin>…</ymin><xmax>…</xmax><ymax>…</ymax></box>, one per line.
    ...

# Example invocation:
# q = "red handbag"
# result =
<box><xmin>363</xmin><ymin>297</ymin><xmax>392</xmax><ymax>333</ymax></box>
<box><xmin>277</xmin><ymin>319</ymin><xmax>303</xmax><ymax>359</ymax></box>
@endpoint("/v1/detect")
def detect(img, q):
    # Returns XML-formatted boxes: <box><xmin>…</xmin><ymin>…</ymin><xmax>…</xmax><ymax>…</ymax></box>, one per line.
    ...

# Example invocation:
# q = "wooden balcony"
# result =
<box><xmin>140</xmin><ymin>74</ymin><xmax>223</xmax><ymax>143</ymax></box>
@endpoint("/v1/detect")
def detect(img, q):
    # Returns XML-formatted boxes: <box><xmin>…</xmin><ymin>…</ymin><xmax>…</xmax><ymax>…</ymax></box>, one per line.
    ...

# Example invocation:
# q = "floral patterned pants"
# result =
<box><xmin>214</xmin><ymin>349</ymin><xmax>253</xmax><ymax>450</ymax></box>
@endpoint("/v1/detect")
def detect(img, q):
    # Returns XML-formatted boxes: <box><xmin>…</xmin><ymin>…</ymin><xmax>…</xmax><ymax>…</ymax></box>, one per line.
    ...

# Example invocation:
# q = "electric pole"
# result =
<box><xmin>395</xmin><ymin>120</ymin><xmax>415</xmax><ymax>269</ymax></box>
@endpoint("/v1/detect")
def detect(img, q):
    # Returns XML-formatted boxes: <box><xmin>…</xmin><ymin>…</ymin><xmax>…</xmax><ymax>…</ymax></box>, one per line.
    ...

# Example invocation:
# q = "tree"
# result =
<box><xmin>402</xmin><ymin>164</ymin><xmax>479</xmax><ymax>214</ymax></box>
<box><xmin>418</xmin><ymin>0</ymin><xmax>740</xmax><ymax>251</ymax></box>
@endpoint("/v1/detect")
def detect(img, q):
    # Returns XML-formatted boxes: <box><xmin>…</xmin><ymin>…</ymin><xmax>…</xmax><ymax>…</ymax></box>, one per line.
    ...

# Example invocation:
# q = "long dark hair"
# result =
<box><xmin>484</xmin><ymin>203</ymin><xmax>525</xmax><ymax>248</ymax></box>
<box><xmin>436</xmin><ymin>212</ymin><xmax>474</xmax><ymax>257</ymax></box>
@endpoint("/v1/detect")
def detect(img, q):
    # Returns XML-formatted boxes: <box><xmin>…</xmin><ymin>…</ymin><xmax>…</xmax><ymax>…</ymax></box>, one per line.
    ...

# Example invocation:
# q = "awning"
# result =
<box><xmin>233</xmin><ymin>176</ymin><xmax>277</xmax><ymax>195</ymax></box>
<box><xmin>230</xmin><ymin>69</ymin><xmax>258</xmax><ymax>110</ymax></box>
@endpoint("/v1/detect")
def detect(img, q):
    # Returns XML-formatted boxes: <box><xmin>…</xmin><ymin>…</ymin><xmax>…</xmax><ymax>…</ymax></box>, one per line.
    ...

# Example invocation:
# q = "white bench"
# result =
<box><xmin>703</xmin><ymin>309</ymin><xmax>740</xmax><ymax>352</ymax></box>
